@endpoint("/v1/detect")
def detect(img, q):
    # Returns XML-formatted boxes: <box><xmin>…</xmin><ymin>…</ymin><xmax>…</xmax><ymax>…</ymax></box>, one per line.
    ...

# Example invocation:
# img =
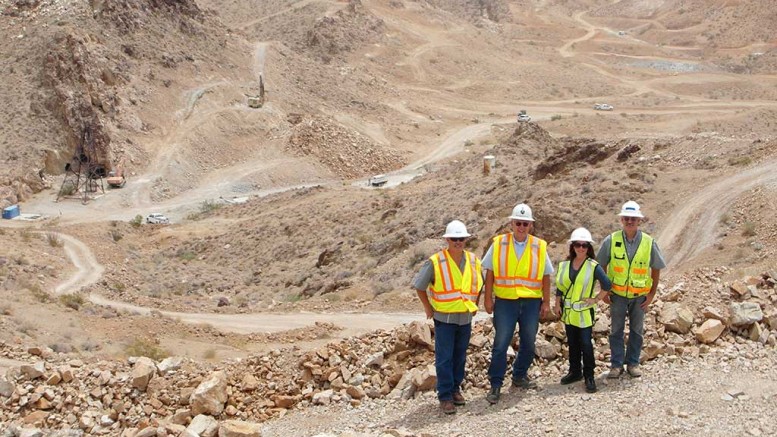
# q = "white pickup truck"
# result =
<box><xmin>368</xmin><ymin>174</ymin><xmax>388</xmax><ymax>187</ymax></box>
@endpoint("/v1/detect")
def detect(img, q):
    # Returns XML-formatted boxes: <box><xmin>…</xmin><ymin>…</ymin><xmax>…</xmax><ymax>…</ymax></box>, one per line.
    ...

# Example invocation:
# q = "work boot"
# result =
<box><xmin>452</xmin><ymin>392</ymin><xmax>466</xmax><ymax>406</ymax></box>
<box><xmin>439</xmin><ymin>400</ymin><xmax>456</xmax><ymax>415</ymax></box>
<box><xmin>626</xmin><ymin>365</ymin><xmax>642</xmax><ymax>378</ymax></box>
<box><xmin>560</xmin><ymin>372</ymin><xmax>583</xmax><ymax>385</ymax></box>
<box><xmin>585</xmin><ymin>377</ymin><xmax>597</xmax><ymax>393</ymax></box>
<box><xmin>486</xmin><ymin>386</ymin><xmax>501</xmax><ymax>405</ymax></box>
<box><xmin>512</xmin><ymin>376</ymin><xmax>538</xmax><ymax>390</ymax></box>
<box><xmin>606</xmin><ymin>367</ymin><xmax>623</xmax><ymax>379</ymax></box>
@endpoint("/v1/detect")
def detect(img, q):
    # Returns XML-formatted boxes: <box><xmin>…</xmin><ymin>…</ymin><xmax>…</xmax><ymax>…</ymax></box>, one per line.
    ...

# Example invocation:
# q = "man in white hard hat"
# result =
<box><xmin>412</xmin><ymin>220</ymin><xmax>484</xmax><ymax>415</ymax></box>
<box><xmin>596</xmin><ymin>200</ymin><xmax>666</xmax><ymax>379</ymax></box>
<box><xmin>481</xmin><ymin>203</ymin><xmax>554</xmax><ymax>404</ymax></box>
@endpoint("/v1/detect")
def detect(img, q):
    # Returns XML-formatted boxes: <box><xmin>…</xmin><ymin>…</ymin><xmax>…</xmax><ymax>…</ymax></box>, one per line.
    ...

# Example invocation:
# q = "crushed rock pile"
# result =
<box><xmin>1</xmin><ymin>271</ymin><xmax>774</xmax><ymax>435</ymax></box>
<box><xmin>286</xmin><ymin>117</ymin><xmax>405</xmax><ymax>179</ymax></box>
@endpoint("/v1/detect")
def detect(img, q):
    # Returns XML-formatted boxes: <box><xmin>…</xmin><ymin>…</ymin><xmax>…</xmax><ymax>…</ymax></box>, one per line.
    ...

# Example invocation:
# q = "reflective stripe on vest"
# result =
<box><xmin>492</xmin><ymin>234</ymin><xmax>546</xmax><ymax>299</ymax></box>
<box><xmin>556</xmin><ymin>259</ymin><xmax>598</xmax><ymax>328</ymax></box>
<box><xmin>427</xmin><ymin>250</ymin><xmax>483</xmax><ymax>313</ymax></box>
<box><xmin>608</xmin><ymin>231</ymin><xmax>653</xmax><ymax>298</ymax></box>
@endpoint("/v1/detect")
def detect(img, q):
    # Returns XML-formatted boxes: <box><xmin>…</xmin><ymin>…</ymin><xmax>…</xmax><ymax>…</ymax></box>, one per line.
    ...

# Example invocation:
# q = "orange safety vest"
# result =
<box><xmin>491</xmin><ymin>233</ymin><xmax>547</xmax><ymax>299</ymax></box>
<box><xmin>427</xmin><ymin>250</ymin><xmax>483</xmax><ymax>313</ymax></box>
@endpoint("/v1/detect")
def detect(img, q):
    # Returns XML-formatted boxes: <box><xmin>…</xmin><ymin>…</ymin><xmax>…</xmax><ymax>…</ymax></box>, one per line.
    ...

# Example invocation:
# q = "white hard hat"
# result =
<box><xmin>508</xmin><ymin>203</ymin><xmax>534</xmax><ymax>221</ymax></box>
<box><xmin>569</xmin><ymin>227</ymin><xmax>594</xmax><ymax>243</ymax></box>
<box><xmin>618</xmin><ymin>200</ymin><xmax>644</xmax><ymax>218</ymax></box>
<box><xmin>443</xmin><ymin>220</ymin><xmax>471</xmax><ymax>238</ymax></box>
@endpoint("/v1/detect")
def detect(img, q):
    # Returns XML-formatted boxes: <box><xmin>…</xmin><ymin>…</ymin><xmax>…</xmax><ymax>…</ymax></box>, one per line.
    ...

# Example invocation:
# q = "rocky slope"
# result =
<box><xmin>1</xmin><ymin>269</ymin><xmax>775</xmax><ymax>435</ymax></box>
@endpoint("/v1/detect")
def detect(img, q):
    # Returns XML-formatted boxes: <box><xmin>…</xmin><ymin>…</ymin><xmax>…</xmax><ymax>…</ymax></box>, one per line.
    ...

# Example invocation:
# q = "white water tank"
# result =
<box><xmin>483</xmin><ymin>155</ymin><xmax>496</xmax><ymax>174</ymax></box>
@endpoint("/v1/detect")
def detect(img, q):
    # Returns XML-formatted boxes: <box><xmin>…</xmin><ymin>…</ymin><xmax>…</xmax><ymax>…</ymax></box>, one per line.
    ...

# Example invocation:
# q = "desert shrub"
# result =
<box><xmin>407</xmin><ymin>248</ymin><xmax>428</xmax><ymax>268</ymax></box>
<box><xmin>178</xmin><ymin>251</ymin><xmax>196</xmax><ymax>261</ymax></box>
<box><xmin>111</xmin><ymin>230</ymin><xmax>123</xmax><ymax>242</ymax></box>
<box><xmin>46</xmin><ymin>232</ymin><xmax>63</xmax><ymax>247</ymax></box>
<box><xmin>124</xmin><ymin>338</ymin><xmax>170</xmax><ymax>360</ymax></box>
<box><xmin>742</xmin><ymin>221</ymin><xmax>756</xmax><ymax>237</ymax></box>
<box><xmin>464</xmin><ymin>139</ymin><xmax>474</xmax><ymax>147</ymax></box>
<box><xmin>719</xmin><ymin>213</ymin><xmax>731</xmax><ymax>225</ymax></box>
<box><xmin>27</xmin><ymin>283</ymin><xmax>49</xmax><ymax>303</ymax></box>
<box><xmin>59</xmin><ymin>293</ymin><xmax>85</xmax><ymax>310</ymax></box>
<box><xmin>728</xmin><ymin>156</ymin><xmax>752</xmax><ymax>166</ymax></box>
<box><xmin>550</xmin><ymin>114</ymin><xmax>562</xmax><ymax>121</ymax></box>
<box><xmin>203</xmin><ymin>349</ymin><xmax>216</xmax><ymax>359</ymax></box>
<box><xmin>59</xmin><ymin>181</ymin><xmax>76</xmax><ymax>197</ymax></box>
<box><xmin>200</xmin><ymin>199</ymin><xmax>222</xmax><ymax>214</ymax></box>
<box><xmin>129</xmin><ymin>215</ymin><xmax>143</xmax><ymax>228</ymax></box>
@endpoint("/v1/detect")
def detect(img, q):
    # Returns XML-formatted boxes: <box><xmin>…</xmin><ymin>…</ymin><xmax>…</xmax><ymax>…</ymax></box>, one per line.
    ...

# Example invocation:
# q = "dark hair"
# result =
<box><xmin>567</xmin><ymin>242</ymin><xmax>595</xmax><ymax>261</ymax></box>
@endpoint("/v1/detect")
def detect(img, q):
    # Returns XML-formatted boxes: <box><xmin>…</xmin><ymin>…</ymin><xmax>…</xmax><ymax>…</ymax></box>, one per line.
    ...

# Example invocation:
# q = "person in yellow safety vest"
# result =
<box><xmin>553</xmin><ymin>228</ymin><xmax>612</xmax><ymax>393</ymax></box>
<box><xmin>482</xmin><ymin>203</ymin><xmax>555</xmax><ymax>405</ymax></box>
<box><xmin>412</xmin><ymin>220</ymin><xmax>484</xmax><ymax>415</ymax></box>
<box><xmin>595</xmin><ymin>200</ymin><xmax>666</xmax><ymax>379</ymax></box>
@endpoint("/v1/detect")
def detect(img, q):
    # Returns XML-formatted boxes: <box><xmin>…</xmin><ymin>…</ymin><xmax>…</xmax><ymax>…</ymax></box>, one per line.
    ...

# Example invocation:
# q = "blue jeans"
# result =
<box><xmin>434</xmin><ymin>319</ymin><xmax>472</xmax><ymax>401</ymax></box>
<box><xmin>488</xmin><ymin>298</ymin><xmax>541</xmax><ymax>388</ymax></box>
<box><xmin>609</xmin><ymin>294</ymin><xmax>646</xmax><ymax>368</ymax></box>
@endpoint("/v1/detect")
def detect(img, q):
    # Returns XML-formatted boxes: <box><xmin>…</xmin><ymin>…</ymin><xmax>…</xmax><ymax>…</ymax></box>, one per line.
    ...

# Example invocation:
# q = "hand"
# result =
<box><xmin>424</xmin><ymin>306</ymin><xmax>433</xmax><ymax>319</ymax></box>
<box><xmin>554</xmin><ymin>300</ymin><xmax>562</xmax><ymax>315</ymax></box>
<box><xmin>584</xmin><ymin>298</ymin><xmax>598</xmax><ymax>306</ymax></box>
<box><xmin>485</xmin><ymin>297</ymin><xmax>493</xmax><ymax>314</ymax></box>
<box><xmin>541</xmin><ymin>301</ymin><xmax>552</xmax><ymax>319</ymax></box>
<box><xmin>602</xmin><ymin>293</ymin><xmax>611</xmax><ymax>305</ymax></box>
<box><xmin>640</xmin><ymin>293</ymin><xmax>654</xmax><ymax>311</ymax></box>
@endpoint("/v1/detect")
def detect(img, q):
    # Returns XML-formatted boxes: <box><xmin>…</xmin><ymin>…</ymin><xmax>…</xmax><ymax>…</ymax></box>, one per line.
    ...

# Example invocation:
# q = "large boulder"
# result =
<box><xmin>695</xmin><ymin>319</ymin><xmax>725</xmax><ymax>344</ymax></box>
<box><xmin>535</xmin><ymin>337</ymin><xmax>559</xmax><ymax>360</ymax></box>
<box><xmin>659</xmin><ymin>304</ymin><xmax>694</xmax><ymax>334</ymax></box>
<box><xmin>409</xmin><ymin>321</ymin><xmax>433</xmax><ymax>349</ymax></box>
<box><xmin>185</xmin><ymin>414</ymin><xmax>218</xmax><ymax>437</ymax></box>
<box><xmin>131</xmin><ymin>357</ymin><xmax>157</xmax><ymax>392</ymax></box>
<box><xmin>190</xmin><ymin>371</ymin><xmax>228</xmax><ymax>416</ymax></box>
<box><xmin>729</xmin><ymin>302</ymin><xmax>763</xmax><ymax>327</ymax></box>
<box><xmin>218</xmin><ymin>420</ymin><xmax>262</xmax><ymax>437</ymax></box>
<box><xmin>411</xmin><ymin>364</ymin><xmax>436</xmax><ymax>391</ymax></box>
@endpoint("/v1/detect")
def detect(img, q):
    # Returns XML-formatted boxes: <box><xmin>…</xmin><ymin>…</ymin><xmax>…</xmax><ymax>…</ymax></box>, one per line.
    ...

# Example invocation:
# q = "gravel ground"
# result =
<box><xmin>260</xmin><ymin>347</ymin><xmax>777</xmax><ymax>437</ymax></box>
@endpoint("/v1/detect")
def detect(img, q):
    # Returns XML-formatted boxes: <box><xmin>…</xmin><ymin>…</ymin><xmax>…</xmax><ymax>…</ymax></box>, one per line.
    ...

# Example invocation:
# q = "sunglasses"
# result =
<box><xmin>512</xmin><ymin>221</ymin><xmax>531</xmax><ymax>227</ymax></box>
<box><xmin>622</xmin><ymin>217</ymin><xmax>641</xmax><ymax>222</ymax></box>
<box><xmin>572</xmin><ymin>242</ymin><xmax>589</xmax><ymax>248</ymax></box>
<box><xmin>449</xmin><ymin>237</ymin><xmax>466</xmax><ymax>242</ymax></box>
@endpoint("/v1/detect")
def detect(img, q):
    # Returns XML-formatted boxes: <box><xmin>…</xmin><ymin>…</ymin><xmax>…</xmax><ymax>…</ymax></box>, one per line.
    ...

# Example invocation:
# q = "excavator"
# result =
<box><xmin>106</xmin><ymin>158</ymin><xmax>126</xmax><ymax>188</ymax></box>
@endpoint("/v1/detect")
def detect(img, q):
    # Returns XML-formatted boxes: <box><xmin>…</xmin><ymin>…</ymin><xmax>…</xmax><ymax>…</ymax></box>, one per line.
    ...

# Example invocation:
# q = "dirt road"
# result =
<box><xmin>52</xmin><ymin>231</ymin><xmax>425</xmax><ymax>336</ymax></box>
<box><xmin>657</xmin><ymin>158</ymin><xmax>777</xmax><ymax>268</ymax></box>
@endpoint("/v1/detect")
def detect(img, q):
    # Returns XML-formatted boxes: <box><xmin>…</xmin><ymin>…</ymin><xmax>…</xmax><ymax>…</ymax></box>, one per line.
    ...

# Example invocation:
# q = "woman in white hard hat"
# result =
<box><xmin>553</xmin><ymin>227</ymin><xmax>612</xmax><ymax>393</ymax></box>
<box><xmin>412</xmin><ymin>220</ymin><xmax>484</xmax><ymax>415</ymax></box>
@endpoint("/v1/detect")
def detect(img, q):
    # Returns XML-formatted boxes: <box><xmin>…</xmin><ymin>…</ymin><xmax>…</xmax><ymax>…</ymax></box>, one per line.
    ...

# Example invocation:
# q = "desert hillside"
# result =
<box><xmin>1</xmin><ymin>0</ymin><xmax>776</xmax><ymax>435</ymax></box>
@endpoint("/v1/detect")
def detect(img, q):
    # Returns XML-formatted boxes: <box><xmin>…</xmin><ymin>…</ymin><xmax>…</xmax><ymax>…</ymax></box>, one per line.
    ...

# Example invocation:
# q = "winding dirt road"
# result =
<box><xmin>657</xmin><ymin>158</ymin><xmax>777</xmax><ymax>268</ymax></box>
<box><xmin>53</xmin><ymin>231</ymin><xmax>425</xmax><ymax>336</ymax></box>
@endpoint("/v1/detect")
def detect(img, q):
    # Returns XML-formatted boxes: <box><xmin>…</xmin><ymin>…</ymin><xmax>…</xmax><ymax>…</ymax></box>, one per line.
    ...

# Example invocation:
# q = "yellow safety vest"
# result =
<box><xmin>556</xmin><ymin>258</ymin><xmax>598</xmax><ymax>328</ymax></box>
<box><xmin>608</xmin><ymin>231</ymin><xmax>653</xmax><ymax>298</ymax></box>
<box><xmin>491</xmin><ymin>233</ymin><xmax>547</xmax><ymax>299</ymax></box>
<box><xmin>427</xmin><ymin>250</ymin><xmax>483</xmax><ymax>313</ymax></box>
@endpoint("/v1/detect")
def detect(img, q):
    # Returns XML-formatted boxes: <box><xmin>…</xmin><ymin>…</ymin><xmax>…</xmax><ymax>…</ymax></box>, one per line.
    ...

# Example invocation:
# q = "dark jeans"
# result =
<box><xmin>609</xmin><ymin>294</ymin><xmax>646</xmax><ymax>368</ymax></box>
<box><xmin>434</xmin><ymin>319</ymin><xmax>472</xmax><ymax>401</ymax></box>
<box><xmin>488</xmin><ymin>298</ymin><xmax>541</xmax><ymax>388</ymax></box>
<box><xmin>565</xmin><ymin>324</ymin><xmax>595</xmax><ymax>378</ymax></box>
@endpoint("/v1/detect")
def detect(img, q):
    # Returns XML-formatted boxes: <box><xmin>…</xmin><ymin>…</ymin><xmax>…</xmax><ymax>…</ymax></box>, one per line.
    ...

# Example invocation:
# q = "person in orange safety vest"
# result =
<box><xmin>412</xmin><ymin>220</ymin><xmax>483</xmax><ymax>415</ymax></box>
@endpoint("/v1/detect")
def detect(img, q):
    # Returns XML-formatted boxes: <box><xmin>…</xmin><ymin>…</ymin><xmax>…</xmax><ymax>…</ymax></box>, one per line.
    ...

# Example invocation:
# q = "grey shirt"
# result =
<box><xmin>595</xmin><ymin>230</ymin><xmax>667</xmax><ymax>270</ymax></box>
<box><xmin>412</xmin><ymin>255</ymin><xmax>482</xmax><ymax>325</ymax></box>
<box><xmin>481</xmin><ymin>235</ymin><xmax>554</xmax><ymax>276</ymax></box>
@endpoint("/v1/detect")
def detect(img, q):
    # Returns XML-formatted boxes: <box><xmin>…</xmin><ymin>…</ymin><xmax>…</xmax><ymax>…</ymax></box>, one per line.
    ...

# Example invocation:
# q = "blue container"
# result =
<box><xmin>2</xmin><ymin>205</ymin><xmax>19</xmax><ymax>219</ymax></box>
